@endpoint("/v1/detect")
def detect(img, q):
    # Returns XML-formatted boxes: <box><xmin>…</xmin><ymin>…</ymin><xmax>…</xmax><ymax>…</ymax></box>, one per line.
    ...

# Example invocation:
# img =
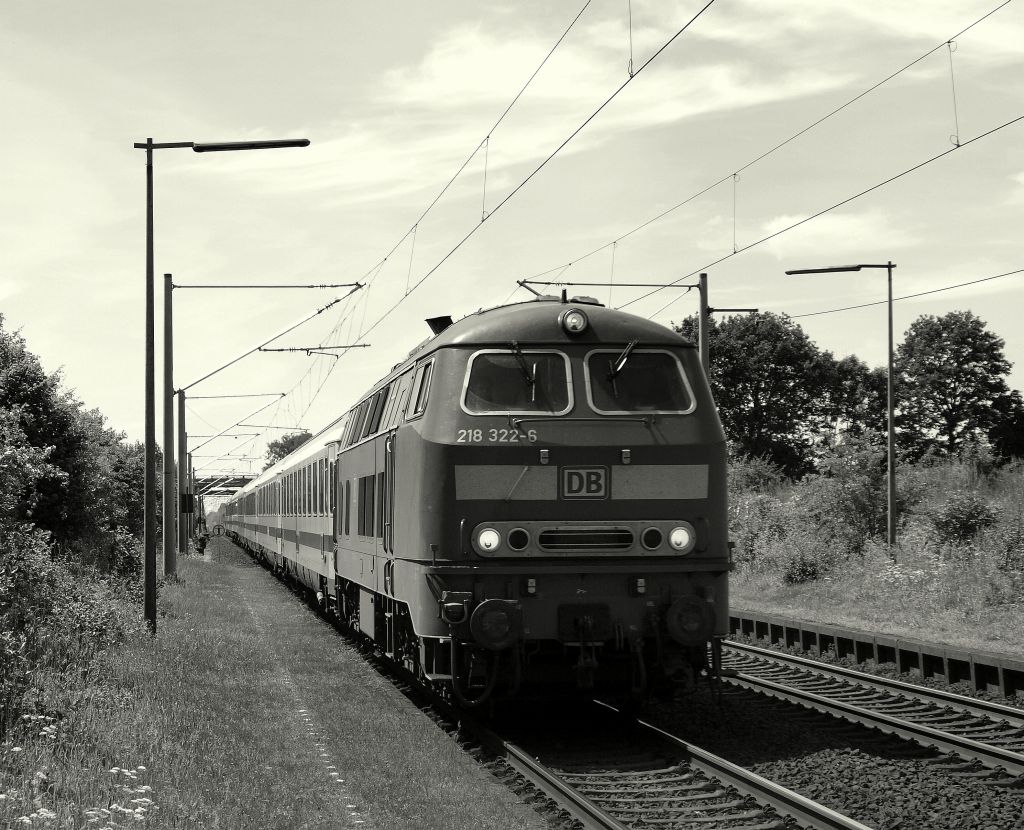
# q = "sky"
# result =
<box><xmin>2</xmin><ymin>0</ymin><xmax>1022</xmax><ymax>498</ymax></box>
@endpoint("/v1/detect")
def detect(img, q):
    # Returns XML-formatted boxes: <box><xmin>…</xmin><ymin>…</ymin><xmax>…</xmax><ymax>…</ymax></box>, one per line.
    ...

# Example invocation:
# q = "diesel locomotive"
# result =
<box><xmin>222</xmin><ymin>295</ymin><xmax>731</xmax><ymax>706</ymax></box>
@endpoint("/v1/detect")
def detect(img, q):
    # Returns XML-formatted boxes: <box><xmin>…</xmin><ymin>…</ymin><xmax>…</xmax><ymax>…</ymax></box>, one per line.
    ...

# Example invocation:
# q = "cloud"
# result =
<box><xmin>759</xmin><ymin>210</ymin><xmax>919</xmax><ymax>260</ymax></box>
<box><xmin>1008</xmin><ymin>171</ymin><xmax>1024</xmax><ymax>205</ymax></box>
<box><xmin>195</xmin><ymin>19</ymin><xmax>853</xmax><ymax>207</ymax></box>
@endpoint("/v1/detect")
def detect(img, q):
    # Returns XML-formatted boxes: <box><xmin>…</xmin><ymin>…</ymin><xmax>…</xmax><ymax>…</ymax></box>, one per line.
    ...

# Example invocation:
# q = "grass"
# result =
<box><xmin>729</xmin><ymin>451</ymin><xmax>1024</xmax><ymax>660</ymax></box>
<box><xmin>731</xmin><ymin>572</ymin><xmax>1024</xmax><ymax>658</ymax></box>
<box><xmin>1</xmin><ymin>538</ymin><xmax>545</xmax><ymax>829</ymax></box>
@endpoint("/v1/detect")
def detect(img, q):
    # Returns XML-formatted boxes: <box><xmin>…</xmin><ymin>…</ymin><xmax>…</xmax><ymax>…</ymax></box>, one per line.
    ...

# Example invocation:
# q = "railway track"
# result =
<box><xmin>722</xmin><ymin>641</ymin><xmax>1024</xmax><ymax>779</ymax></box>
<box><xmin>484</xmin><ymin>702</ymin><xmax>871</xmax><ymax>830</ymax></box>
<box><xmin>278</xmin><ymin>571</ymin><xmax>870</xmax><ymax>829</ymax></box>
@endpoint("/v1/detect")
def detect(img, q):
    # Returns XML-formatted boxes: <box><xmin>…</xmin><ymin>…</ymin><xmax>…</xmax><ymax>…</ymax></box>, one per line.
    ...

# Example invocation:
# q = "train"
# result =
<box><xmin>221</xmin><ymin>294</ymin><xmax>731</xmax><ymax>706</ymax></box>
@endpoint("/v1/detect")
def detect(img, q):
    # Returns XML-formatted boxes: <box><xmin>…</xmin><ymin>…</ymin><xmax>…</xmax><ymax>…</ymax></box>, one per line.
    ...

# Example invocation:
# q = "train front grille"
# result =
<box><xmin>538</xmin><ymin>527</ymin><xmax>634</xmax><ymax>551</ymax></box>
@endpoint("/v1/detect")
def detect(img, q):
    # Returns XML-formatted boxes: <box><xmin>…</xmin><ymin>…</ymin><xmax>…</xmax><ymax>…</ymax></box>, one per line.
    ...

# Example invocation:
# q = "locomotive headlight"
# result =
<box><xmin>668</xmin><ymin>523</ymin><xmax>697</xmax><ymax>554</ymax></box>
<box><xmin>476</xmin><ymin>527</ymin><xmax>501</xmax><ymax>553</ymax></box>
<box><xmin>559</xmin><ymin>308</ymin><xmax>589</xmax><ymax>335</ymax></box>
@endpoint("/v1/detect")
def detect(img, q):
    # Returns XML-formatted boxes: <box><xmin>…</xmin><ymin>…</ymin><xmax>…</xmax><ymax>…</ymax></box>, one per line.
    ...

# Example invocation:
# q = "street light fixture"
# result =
<box><xmin>785</xmin><ymin>262</ymin><xmax>897</xmax><ymax>548</ymax></box>
<box><xmin>133</xmin><ymin>136</ymin><xmax>310</xmax><ymax>632</ymax></box>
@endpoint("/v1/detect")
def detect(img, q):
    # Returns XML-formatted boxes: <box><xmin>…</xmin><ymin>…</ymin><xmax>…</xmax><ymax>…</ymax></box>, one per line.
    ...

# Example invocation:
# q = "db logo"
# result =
<box><xmin>561</xmin><ymin>466</ymin><xmax>608</xmax><ymax>499</ymax></box>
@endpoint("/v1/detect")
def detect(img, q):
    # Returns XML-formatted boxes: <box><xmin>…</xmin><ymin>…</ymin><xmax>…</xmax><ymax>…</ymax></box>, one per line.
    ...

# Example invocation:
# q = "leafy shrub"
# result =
<box><xmin>728</xmin><ymin>452</ymin><xmax>785</xmax><ymax>494</ymax></box>
<box><xmin>930</xmin><ymin>490</ymin><xmax>997</xmax><ymax>544</ymax></box>
<box><xmin>0</xmin><ymin>525</ymin><xmax>137</xmax><ymax>738</ymax></box>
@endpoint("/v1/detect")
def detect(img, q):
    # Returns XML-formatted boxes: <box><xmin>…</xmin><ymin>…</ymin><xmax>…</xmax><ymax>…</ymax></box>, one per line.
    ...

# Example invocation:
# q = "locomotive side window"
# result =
<box><xmin>463</xmin><ymin>350</ymin><xmax>572</xmax><ymax>415</ymax></box>
<box><xmin>408</xmin><ymin>360</ymin><xmax>433</xmax><ymax>420</ymax></box>
<box><xmin>358</xmin><ymin>474</ymin><xmax>375</xmax><ymax>537</ymax></box>
<box><xmin>344</xmin><ymin>479</ymin><xmax>351</xmax><ymax>535</ymax></box>
<box><xmin>585</xmin><ymin>349</ymin><xmax>696</xmax><ymax>414</ymax></box>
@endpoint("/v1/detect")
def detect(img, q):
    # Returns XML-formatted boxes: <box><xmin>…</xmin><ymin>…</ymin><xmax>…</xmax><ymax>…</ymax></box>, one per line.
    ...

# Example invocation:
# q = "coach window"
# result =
<box><xmin>463</xmin><ymin>350</ymin><xmax>571</xmax><ymax>415</ymax></box>
<box><xmin>585</xmin><ymin>349</ymin><xmax>696</xmax><ymax>415</ymax></box>
<box><xmin>319</xmin><ymin>459</ymin><xmax>326</xmax><ymax>514</ymax></box>
<box><xmin>328</xmin><ymin>461</ymin><xmax>335</xmax><ymax>511</ymax></box>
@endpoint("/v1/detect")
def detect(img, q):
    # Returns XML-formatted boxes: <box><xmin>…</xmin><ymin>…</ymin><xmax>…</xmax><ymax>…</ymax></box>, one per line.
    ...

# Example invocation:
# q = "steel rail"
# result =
<box><xmin>726</xmin><ymin>641</ymin><xmax>1024</xmax><ymax>726</ymax></box>
<box><xmin>726</xmin><ymin>673</ymin><xmax>1024</xmax><ymax>776</ymax></box>
<box><xmin>495</xmin><ymin>737</ymin><xmax>630</xmax><ymax>830</ymax></box>
<box><xmin>621</xmin><ymin>710</ymin><xmax>873</xmax><ymax>830</ymax></box>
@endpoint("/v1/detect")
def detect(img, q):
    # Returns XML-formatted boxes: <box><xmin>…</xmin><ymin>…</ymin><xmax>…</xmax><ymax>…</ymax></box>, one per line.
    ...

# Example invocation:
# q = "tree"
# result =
<box><xmin>0</xmin><ymin>316</ymin><xmax>148</xmax><ymax>548</ymax></box>
<box><xmin>676</xmin><ymin>312</ymin><xmax>838</xmax><ymax>477</ymax></box>
<box><xmin>988</xmin><ymin>390</ymin><xmax>1024</xmax><ymax>460</ymax></box>
<box><xmin>264</xmin><ymin>431</ymin><xmax>313</xmax><ymax>469</ymax></box>
<box><xmin>896</xmin><ymin>311</ymin><xmax>1013</xmax><ymax>457</ymax></box>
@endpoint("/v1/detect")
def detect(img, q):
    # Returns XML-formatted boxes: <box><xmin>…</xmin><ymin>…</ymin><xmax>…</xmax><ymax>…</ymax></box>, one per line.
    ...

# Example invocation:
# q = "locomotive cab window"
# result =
<box><xmin>463</xmin><ymin>349</ymin><xmax>571</xmax><ymax>415</ymax></box>
<box><xmin>585</xmin><ymin>349</ymin><xmax>696</xmax><ymax>414</ymax></box>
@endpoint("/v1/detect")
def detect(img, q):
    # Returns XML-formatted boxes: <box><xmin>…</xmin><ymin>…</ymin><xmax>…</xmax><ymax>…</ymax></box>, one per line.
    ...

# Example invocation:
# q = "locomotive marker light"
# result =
<box><xmin>134</xmin><ymin>136</ymin><xmax>309</xmax><ymax>632</ymax></box>
<box><xmin>668</xmin><ymin>522</ymin><xmax>697</xmax><ymax>553</ymax></box>
<box><xmin>785</xmin><ymin>262</ymin><xmax>897</xmax><ymax>548</ymax></box>
<box><xmin>475</xmin><ymin>527</ymin><xmax>502</xmax><ymax>553</ymax></box>
<box><xmin>559</xmin><ymin>307</ymin><xmax>589</xmax><ymax>334</ymax></box>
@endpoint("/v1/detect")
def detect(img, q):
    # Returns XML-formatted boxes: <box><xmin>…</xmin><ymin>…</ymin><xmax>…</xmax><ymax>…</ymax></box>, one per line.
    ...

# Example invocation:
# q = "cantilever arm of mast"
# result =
<box><xmin>179</xmin><ymin>285</ymin><xmax>362</xmax><ymax>393</ymax></box>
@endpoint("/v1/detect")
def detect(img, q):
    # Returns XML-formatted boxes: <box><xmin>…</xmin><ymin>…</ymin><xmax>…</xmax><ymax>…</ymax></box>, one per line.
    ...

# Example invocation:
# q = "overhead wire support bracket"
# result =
<box><xmin>258</xmin><ymin>344</ymin><xmax>372</xmax><ymax>354</ymax></box>
<box><xmin>521</xmin><ymin>279</ymin><xmax>697</xmax><ymax>289</ymax></box>
<box><xmin>180</xmin><ymin>288</ymin><xmax>361</xmax><ymax>392</ymax></box>
<box><xmin>173</xmin><ymin>281</ymin><xmax>363</xmax><ymax>290</ymax></box>
<box><xmin>187</xmin><ymin>392</ymin><xmax>285</xmax><ymax>399</ymax></box>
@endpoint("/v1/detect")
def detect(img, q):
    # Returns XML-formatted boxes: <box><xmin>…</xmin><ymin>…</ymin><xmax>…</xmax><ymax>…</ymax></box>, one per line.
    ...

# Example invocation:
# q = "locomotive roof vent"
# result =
<box><xmin>570</xmin><ymin>295</ymin><xmax>604</xmax><ymax>306</ymax></box>
<box><xmin>425</xmin><ymin>315</ymin><xmax>454</xmax><ymax>335</ymax></box>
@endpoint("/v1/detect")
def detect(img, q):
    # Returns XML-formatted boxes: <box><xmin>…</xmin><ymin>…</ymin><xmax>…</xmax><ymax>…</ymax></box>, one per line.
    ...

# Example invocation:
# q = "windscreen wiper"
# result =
<box><xmin>509</xmin><ymin>341</ymin><xmax>535</xmax><ymax>389</ymax></box>
<box><xmin>607</xmin><ymin>339</ymin><xmax>639</xmax><ymax>381</ymax></box>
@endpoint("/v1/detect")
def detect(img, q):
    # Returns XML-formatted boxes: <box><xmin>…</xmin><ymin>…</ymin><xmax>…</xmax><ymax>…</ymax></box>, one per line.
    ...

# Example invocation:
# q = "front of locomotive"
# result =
<box><xmin>397</xmin><ymin>298</ymin><xmax>729</xmax><ymax>705</ymax></box>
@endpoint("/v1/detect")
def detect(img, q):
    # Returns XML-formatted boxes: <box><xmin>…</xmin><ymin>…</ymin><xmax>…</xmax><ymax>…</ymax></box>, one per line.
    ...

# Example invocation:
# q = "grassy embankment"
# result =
<box><xmin>728</xmin><ymin>448</ymin><xmax>1024</xmax><ymax>657</ymax></box>
<box><xmin>1</xmin><ymin>539</ymin><xmax>543</xmax><ymax>830</ymax></box>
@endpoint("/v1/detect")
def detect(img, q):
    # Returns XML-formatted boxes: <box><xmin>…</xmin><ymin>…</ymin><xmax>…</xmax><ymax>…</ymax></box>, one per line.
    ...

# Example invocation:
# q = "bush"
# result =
<box><xmin>0</xmin><ymin>525</ymin><xmax>137</xmax><ymax>738</ymax></box>
<box><xmin>930</xmin><ymin>490</ymin><xmax>997</xmax><ymax>545</ymax></box>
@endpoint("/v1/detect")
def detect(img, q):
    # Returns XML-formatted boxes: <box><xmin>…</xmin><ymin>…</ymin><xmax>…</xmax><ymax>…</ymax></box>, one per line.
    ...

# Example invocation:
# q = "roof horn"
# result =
<box><xmin>426</xmin><ymin>315</ymin><xmax>454</xmax><ymax>335</ymax></box>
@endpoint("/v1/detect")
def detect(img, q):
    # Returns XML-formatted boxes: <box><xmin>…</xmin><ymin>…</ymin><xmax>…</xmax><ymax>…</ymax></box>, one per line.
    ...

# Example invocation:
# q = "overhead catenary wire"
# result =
<box><xmin>792</xmin><ymin>268</ymin><xmax>1024</xmax><ymax>319</ymax></box>
<box><xmin>633</xmin><ymin>111</ymin><xmax>1024</xmax><ymax>317</ymax></box>
<box><xmin>236</xmin><ymin>0</ymin><xmax>651</xmax><ymax>448</ymax></box>
<box><xmin>516</xmin><ymin>0</ymin><xmax>1013</xmax><ymax>288</ymax></box>
<box><xmin>353</xmin><ymin>0</ymin><xmax>720</xmax><ymax>346</ymax></box>
<box><xmin>180</xmin><ymin>0</ymin><xmax>595</xmax><ymax>466</ymax></box>
<box><xmin>348</xmin><ymin>0</ymin><xmax>595</xmax><ymax>290</ymax></box>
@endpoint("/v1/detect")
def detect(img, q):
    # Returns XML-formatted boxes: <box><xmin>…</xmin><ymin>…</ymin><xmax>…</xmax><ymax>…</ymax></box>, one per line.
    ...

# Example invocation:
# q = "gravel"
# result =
<box><xmin>645</xmin><ymin>684</ymin><xmax>1024</xmax><ymax>830</ymax></box>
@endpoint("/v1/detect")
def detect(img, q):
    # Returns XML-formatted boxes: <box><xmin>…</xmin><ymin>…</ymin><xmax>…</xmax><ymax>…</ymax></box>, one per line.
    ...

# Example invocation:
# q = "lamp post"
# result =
<box><xmin>134</xmin><ymin>137</ymin><xmax>310</xmax><ymax>631</ymax></box>
<box><xmin>785</xmin><ymin>262</ymin><xmax>897</xmax><ymax>547</ymax></box>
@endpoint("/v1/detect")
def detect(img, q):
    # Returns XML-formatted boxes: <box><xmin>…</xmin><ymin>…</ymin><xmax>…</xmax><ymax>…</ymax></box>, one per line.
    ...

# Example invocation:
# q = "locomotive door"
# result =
<box><xmin>382</xmin><ymin>432</ymin><xmax>396</xmax><ymax>595</ymax></box>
